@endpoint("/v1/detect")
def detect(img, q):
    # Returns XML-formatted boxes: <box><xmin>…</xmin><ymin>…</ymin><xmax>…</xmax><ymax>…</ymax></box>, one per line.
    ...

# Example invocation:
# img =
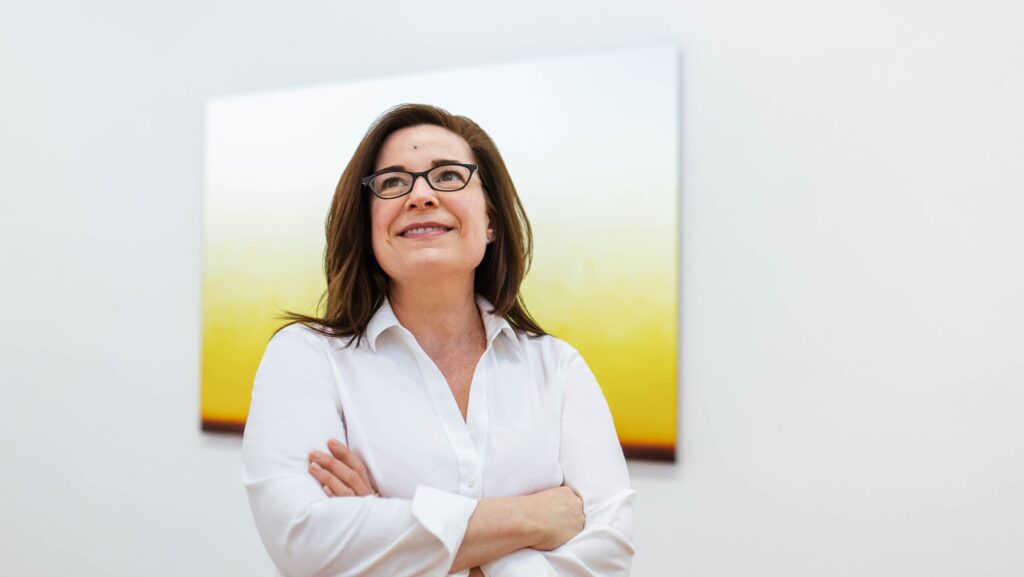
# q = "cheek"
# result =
<box><xmin>460</xmin><ymin>194</ymin><xmax>491</xmax><ymax>237</ymax></box>
<box><xmin>369</xmin><ymin>202</ymin><xmax>395</xmax><ymax>259</ymax></box>
<box><xmin>459</xmin><ymin>197</ymin><xmax>493</xmax><ymax>266</ymax></box>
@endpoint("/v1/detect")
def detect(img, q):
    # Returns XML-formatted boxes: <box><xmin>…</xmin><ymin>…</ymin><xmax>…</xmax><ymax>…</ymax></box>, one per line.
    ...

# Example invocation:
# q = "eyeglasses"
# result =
<box><xmin>361</xmin><ymin>163</ymin><xmax>479</xmax><ymax>199</ymax></box>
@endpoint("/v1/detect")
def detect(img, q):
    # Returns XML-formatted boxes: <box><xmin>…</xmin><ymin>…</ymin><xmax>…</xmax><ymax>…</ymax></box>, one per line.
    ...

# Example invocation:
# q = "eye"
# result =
<box><xmin>434</xmin><ymin>169</ymin><xmax>465</xmax><ymax>183</ymax></box>
<box><xmin>373</xmin><ymin>172</ymin><xmax>412</xmax><ymax>194</ymax></box>
<box><xmin>429</xmin><ymin>165</ymin><xmax>472</xmax><ymax>190</ymax></box>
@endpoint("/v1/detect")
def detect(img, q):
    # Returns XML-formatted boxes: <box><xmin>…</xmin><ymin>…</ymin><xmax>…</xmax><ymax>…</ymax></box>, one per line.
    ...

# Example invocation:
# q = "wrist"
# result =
<box><xmin>511</xmin><ymin>494</ymin><xmax>547</xmax><ymax>548</ymax></box>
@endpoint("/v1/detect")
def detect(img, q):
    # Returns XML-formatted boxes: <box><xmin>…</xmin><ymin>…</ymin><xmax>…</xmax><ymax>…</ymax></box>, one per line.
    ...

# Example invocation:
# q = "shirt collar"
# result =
<box><xmin>365</xmin><ymin>297</ymin><xmax>401</xmax><ymax>352</ymax></box>
<box><xmin>365</xmin><ymin>294</ymin><xmax>523</xmax><ymax>358</ymax></box>
<box><xmin>475</xmin><ymin>294</ymin><xmax>524</xmax><ymax>358</ymax></box>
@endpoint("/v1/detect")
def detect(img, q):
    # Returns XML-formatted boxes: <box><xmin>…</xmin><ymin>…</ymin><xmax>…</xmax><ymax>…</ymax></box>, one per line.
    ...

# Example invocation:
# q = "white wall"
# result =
<box><xmin>2</xmin><ymin>0</ymin><xmax>1022</xmax><ymax>575</ymax></box>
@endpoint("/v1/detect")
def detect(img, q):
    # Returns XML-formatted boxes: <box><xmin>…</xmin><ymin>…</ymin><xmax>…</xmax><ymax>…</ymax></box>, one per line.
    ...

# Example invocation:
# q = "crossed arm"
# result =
<box><xmin>308</xmin><ymin>438</ymin><xmax>585</xmax><ymax>573</ymax></box>
<box><xmin>243</xmin><ymin>327</ymin><xmax>634</xmax><ymax>577</ymax></box>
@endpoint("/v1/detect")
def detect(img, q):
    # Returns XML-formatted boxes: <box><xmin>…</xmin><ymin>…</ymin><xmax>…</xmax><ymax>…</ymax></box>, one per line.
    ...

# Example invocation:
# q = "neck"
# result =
<box><xmin>388</xmin><ymin>275</ymin><xmax>485</xmax><ymax>352</ymax></box>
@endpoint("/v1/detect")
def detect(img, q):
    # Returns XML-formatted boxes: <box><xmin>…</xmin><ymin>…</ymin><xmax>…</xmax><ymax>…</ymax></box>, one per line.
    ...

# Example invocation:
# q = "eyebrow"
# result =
<box><xmin>373</xmin><ymin>159</ymin><xmax>464</xmax><ymax>174</ymax></box>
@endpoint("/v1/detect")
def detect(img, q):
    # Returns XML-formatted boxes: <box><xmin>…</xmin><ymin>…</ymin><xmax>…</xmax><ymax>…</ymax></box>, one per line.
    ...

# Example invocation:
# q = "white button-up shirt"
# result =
<box><xmin>242</xmin><ymin>295</ymin><xmax>636</xmax><ymax>577</ymax></box>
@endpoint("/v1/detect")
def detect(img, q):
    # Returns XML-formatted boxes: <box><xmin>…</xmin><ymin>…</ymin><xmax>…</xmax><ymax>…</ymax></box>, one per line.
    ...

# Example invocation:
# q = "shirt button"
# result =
<box><xmin>465</xmin><ymin>476</ymin><xmax>477</xmax><ymax>488</ymax></box>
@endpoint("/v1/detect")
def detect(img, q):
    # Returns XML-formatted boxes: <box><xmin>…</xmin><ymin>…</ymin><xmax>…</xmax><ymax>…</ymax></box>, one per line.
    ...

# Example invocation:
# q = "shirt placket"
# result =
<box><xmin>401</xmin><ymin>329</ymin><xmax>490</xmax><ymax>499</ymax></box>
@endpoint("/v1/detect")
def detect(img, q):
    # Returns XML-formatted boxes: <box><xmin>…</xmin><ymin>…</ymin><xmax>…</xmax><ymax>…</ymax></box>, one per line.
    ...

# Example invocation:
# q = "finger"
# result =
<box><xmin>309</xmin><ymin>460</ymin><xmax>354</xmax><ymax>497</ymax></box>
<box><xmin>310</xmin><ymin>450</ymin><xmax>373</xmax><ymax>496</ymax></box>
<box><xmin>327</xmin><ymin>439</ymin><xmax>372</xmax><ymax>485</ymax></box>
<box><xmin>326</xmin><ymin>439</ymin><xmax>377</xmax><ymax>494</ymax></box>
<box><xmin>309</xmin><ymin>461</ymin><xmax>356</xmax><ymax>497</ymax></box>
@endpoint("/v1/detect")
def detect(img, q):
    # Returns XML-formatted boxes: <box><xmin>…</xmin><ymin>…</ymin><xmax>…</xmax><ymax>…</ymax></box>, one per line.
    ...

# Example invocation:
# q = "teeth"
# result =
<box><xmin>403</xmin><ymin>226</ymin><xmax>449</xmax><ymax>236</ymax></box>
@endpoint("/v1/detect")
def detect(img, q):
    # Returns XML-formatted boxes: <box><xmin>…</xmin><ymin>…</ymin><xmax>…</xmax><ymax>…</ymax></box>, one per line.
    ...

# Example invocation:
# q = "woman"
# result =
<box><xmin>241</xmin><ymin>103</ymin><xmax>635</xmax><ymax>577</ymax></box>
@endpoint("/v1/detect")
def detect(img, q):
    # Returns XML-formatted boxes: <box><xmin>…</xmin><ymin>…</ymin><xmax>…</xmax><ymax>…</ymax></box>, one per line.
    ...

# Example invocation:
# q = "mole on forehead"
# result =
<box><xmin>376</xmin><ymin>129</ymin><xmax>471</xmax><ymax>169</ymax></box>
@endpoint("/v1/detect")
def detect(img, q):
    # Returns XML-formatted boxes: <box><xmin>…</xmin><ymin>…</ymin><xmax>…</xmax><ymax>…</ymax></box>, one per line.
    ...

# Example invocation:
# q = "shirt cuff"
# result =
<box><xmin>411</xmin><ymin>485</ymin><xmax>479</xmax><ymax>563</ymax></box>
<box><xmin>480</xmin><ymin>548</ymin><xmax>559</xmax><ymax>577</ymax></box>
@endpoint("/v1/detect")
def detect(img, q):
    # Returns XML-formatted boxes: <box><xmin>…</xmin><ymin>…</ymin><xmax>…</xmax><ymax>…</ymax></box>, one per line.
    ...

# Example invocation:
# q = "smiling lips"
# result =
<box><xmin>399</xmin><ymin>222</ymin><xmax>454</xmax><ymax>239</ymax></box>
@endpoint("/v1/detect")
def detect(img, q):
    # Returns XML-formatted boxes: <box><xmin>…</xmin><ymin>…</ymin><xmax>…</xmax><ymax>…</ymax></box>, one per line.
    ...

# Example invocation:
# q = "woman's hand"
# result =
<box><xmin>308</xmin><ymin>438</ymin><xmax>379</xmax><ymax>497</ymax></box>
<box><xmin>527</xmin><ymin>486</ymin><xmax>585</xmax><ymax>551</ymax></box>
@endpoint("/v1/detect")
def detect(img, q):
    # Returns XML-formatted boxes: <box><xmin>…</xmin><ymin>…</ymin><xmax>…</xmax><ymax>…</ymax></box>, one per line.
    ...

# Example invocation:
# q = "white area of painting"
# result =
<box><xmin>206</xmin><ymin>46</ymin><xmax>676</xmax><ymax>262</ymax></box>
<box><xmin>3</xmin><ymin>1</ymin><xmax>1023</xmax><ymax>576</ymax></box>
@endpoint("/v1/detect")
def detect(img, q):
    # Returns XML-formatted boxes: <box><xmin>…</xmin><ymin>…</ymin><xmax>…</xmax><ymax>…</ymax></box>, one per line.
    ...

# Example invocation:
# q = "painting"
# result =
<box><xmin>202</xmin><ymin>45</ymin><xmax>678</xmax><ymax>461</ymax></box>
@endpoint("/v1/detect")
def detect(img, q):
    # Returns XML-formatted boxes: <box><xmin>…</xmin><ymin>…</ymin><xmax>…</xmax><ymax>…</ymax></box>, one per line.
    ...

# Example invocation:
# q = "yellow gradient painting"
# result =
<box><xmin>202</xmin><ymin>46</ymin><xmax>678</xmax><ymax>460</ymax></box>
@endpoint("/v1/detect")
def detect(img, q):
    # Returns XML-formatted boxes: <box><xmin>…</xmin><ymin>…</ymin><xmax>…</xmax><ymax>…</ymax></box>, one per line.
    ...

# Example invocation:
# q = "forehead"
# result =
<box><xmin>375</xmin><ymin>124</ymin><xmax>475</xmax><ymax>171</ymax></box>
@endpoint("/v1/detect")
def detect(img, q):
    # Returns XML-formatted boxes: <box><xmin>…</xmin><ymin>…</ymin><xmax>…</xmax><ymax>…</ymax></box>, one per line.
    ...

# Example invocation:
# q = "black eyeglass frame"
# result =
<box><xmin>361</xmin><ymin>163</ymin><xmax>480</xmax><ymax>199</ymax></box>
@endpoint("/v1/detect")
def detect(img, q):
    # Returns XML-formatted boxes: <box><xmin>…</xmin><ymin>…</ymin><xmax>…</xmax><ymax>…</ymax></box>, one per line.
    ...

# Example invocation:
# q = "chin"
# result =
<box><xmin>389</xmin><ymin>252</ymin><xmax>485</xmax><ymax>281</ymax></box>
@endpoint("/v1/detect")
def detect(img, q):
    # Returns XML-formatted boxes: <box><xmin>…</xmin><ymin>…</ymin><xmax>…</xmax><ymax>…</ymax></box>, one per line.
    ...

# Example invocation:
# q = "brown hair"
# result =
<box><xmin>280</xmin><ymin>103</ymin><xmax>546</xmax><ymax>345</ymax></box>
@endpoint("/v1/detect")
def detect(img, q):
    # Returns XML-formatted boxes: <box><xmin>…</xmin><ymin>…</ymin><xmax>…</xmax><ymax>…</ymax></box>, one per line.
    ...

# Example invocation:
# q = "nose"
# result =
<box><xmin>404</xmin><ymin>173</ymin><xmax>438</xmax><ymax>209</ymax></box>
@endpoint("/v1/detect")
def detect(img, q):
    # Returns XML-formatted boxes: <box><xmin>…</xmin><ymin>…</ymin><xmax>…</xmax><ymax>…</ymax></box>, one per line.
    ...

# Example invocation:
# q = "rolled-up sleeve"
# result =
<box><xmin>481</xmin><ymin>344</ymin><xmax>636</xmax><ymax>577</ymax></box>
<box><xmin>241</xmin><ymin>325</ymin><xmax>478</xmax><ymax>577</ymax></box>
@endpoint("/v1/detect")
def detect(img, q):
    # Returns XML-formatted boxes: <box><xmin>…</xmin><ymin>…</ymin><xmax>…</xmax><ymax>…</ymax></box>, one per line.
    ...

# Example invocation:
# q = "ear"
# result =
<box><xmin>486</xmin><ymin>212</ymin><xmax>496</xmax><ymax>243</ymax></box>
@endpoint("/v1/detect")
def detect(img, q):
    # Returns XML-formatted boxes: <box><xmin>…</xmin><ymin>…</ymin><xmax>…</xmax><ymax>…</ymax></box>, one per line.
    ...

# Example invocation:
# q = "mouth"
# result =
<box><xmin>399</xmin><ymin>225</ymin><xmax>453</xmax><ymax>238</ymax></box>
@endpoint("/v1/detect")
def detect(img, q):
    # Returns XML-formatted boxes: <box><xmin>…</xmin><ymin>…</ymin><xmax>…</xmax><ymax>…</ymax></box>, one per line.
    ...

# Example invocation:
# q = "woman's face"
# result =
<box><xmin>369</xmin><ymin>124</ymin><xmax>492</xmax><ymax>286</ymax></box>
